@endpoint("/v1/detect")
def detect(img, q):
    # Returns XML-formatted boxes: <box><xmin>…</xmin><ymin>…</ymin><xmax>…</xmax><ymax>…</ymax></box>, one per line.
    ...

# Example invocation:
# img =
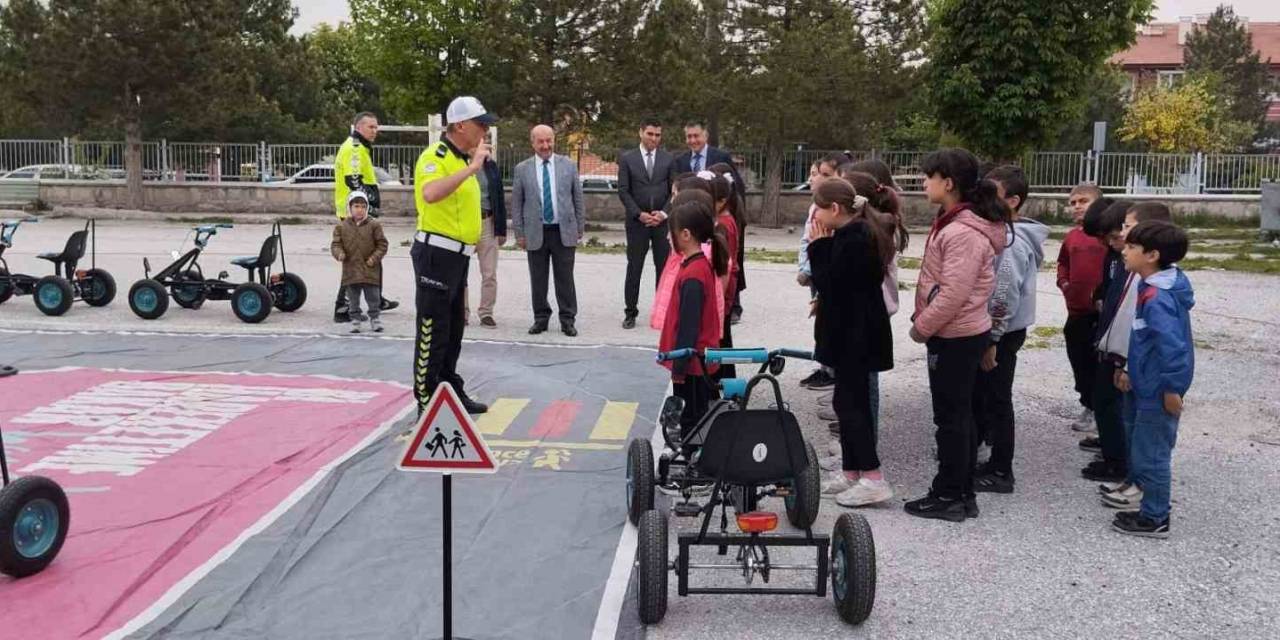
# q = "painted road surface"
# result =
<box><xmin>0</xmin><ymin>330</ymin><xmax>664</xmax><ymax>639</ymax></box>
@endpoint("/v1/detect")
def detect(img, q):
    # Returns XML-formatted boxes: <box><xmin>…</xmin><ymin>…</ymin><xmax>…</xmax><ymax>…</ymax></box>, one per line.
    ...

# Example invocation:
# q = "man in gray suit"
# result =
<box><xmin>512</xmin><ymin>124</ymin><xmax>585</xmax><ymax>336</ymax></box>
<box><xmin>617</xmin><ymin>118</ymin><xmax>675</xmax><ymax>329</ymax></box>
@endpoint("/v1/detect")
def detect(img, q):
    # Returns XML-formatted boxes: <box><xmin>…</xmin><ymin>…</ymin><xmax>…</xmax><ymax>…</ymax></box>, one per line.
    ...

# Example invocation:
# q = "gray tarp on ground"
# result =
<box><xmin>0</xmin><ymin>330</ymin><xmax>662</xmax><ymax>639</ymax></box>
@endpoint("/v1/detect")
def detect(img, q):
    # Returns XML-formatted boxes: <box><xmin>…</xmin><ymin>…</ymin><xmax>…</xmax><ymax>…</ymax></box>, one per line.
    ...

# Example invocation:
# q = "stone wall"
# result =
<box><xmin>39</xmin><ymin>182</ymin><xmax>1262</xmax><ymax>226</ymax></box>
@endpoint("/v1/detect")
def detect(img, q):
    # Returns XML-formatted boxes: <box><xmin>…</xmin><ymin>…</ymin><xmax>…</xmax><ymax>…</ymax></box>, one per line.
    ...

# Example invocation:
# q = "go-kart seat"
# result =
<box><xmin>230</xmin><ymin>235</ymin><xmax>279</xmax><ymax>271</ymax></box>
<box><xmin>37</xmin><ymin>229</ymin><xmax>87</xmax><ymax>272</ymax></box>
<box><xmin>697</xmin><ymin>408</ymin><xmax>810</xmax><ymax>486</ymax></box>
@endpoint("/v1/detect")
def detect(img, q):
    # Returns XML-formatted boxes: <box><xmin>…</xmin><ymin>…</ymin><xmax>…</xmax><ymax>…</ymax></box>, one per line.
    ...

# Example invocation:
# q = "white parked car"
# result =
<box><xmin>274</xmin><ymin>164</ymin><xmax>401</xmax><ymax>186</ymax></box>
<box><xmin>0</xmin><ymin>164</ymin><xmax>114</xmax><ymax>180</ymax></box>
<box><xmin>580</xmin><ymin>174</ymin><xmax>617</xmax><ymax>190</ymax></box>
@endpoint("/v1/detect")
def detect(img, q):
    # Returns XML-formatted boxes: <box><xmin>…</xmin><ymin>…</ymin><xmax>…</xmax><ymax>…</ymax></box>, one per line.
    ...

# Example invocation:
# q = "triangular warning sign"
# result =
<box><xmin>398</xmin><ymin>382</ymin><xmax>497</xmax><ymax>474</ymax></box>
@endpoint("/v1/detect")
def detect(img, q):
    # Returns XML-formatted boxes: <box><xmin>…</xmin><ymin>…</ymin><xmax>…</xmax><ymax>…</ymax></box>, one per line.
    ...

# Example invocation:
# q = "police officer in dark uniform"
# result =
<box><xmin>410</xmin><ymin>97</ymin><xmax>496</xmax><ymax>414</ymax></box>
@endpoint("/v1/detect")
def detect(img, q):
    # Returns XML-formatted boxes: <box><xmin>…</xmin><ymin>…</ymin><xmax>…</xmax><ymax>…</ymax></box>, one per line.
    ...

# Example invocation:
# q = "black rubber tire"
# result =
<box><xmin>0</xmin><ymin>267</ymin><xmax>12</xmax><ymax>305</ymax></box>
<box><xmin>231</xmin><ymin>282</ymin><xmax>272</xmax><ymax>323</ymax></box>
<box><xmin>80</xmin><ymin>268</ymin><xmax>116</xmax><ymax>307</ymax></box>
<box><xmin>33</xmin><ymin>276</ymin><xmax>74</xmax><ymax>316</ymax></box>
<box><xmin>831</xmin><ymin>512</ymin><xmax>876</xmax><ymax>625</ymax></box>
<box><xmin>636</xmin><ymin>510</ymin><xmax>669</xmax><ymax>625</ymax></box>
<box><xmin>128</xmin><ymin>279</ymin><xmax>170</xmax><ymax>320</ymax></box>
<box><xmin>272</xmin><ymin>272</ymin><xmax>307</xmax><ymax>312</ymax></box>
<box><xmin>0</xmin><ymin>365</ymin><xmax>16</xmax><ymax>377</ymax></box>
<box><xmin>0</xmin><ymin>476</ymin><xmax>70</xmax><ymax>578</ymax></box>
<box><xmin>171</xmin><ymin>269</ymin><xmax>206</xmax><ymax>310</ymax></box>
<box><xmin>626</xmin><ymin>438</ymin><xmax>655</xmax><ymax>526</ymax></box>
<box><xmin>785</xmin><ymin>441</ymin><xmax>821</xmax><ymax>529</ymax></box>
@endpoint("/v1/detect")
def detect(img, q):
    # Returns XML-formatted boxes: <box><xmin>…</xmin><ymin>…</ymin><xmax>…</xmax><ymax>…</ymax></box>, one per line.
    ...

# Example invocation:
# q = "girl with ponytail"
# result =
<box><xmin>807</xmin><ymin>178</ymin><xmax>895</xmax><ymax>508</ymax></box>
<box><xmin>904</xmin><ymin>147</ymin><xmax>1011</xmax><ymax>523</ymax></box>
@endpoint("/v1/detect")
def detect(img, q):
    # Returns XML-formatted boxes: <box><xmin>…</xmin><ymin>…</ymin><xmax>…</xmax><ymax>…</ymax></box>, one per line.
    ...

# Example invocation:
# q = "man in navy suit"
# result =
<box><xmin>673</xmin><ymin>121</ymin><xmax>747</xmax><ymax>322</ymax></box>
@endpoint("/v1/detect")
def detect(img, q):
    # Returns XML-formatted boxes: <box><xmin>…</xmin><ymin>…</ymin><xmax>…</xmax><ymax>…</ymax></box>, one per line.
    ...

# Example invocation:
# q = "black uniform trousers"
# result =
<box><xmin>623</xmin><ymin>220</ymin><xmax>670</xmax><ymax>318</ymax></box>
<box><xmin>971</xmin><ymin>329</ymin><xmax>1027</xmax><ymax>475</ymax></box>
<box><xmin>412</xmin><ymin>239</ymin><xmax>470</xmax><ymax>408</ymax></box>
<box><xmin>1064</xmin><ymin>313</ymin><xmax>1099</xmax><ymax>410</ymax></box>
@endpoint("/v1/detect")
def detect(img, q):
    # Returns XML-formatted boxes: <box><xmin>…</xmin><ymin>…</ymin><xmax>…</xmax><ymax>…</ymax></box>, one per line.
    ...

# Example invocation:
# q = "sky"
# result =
<box><xmin>290</xmin><ymin>0</ymin><xmax>1280</xmax><ymax>34</ymax></box>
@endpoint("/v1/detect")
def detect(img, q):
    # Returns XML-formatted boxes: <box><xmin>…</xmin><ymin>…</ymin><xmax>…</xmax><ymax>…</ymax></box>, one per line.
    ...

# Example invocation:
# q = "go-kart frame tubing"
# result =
<box><xmin>676</xmin><ymin>530</ymin><xmax>829</xmax><ymax>597</ymax></box>
<box><xmin>1</xmin><ymin>365</ymin><xmax>11</xmax><ymax>485</ymax></box>
<box><xmin>145</xmin><ymin>223</ymin><xmax>234</xmax><ymax>282</ymax></box>
<box><xmin>0</xmin><ymin>218</ymin><xmax>39</xmax><ymax>295</ymax></box>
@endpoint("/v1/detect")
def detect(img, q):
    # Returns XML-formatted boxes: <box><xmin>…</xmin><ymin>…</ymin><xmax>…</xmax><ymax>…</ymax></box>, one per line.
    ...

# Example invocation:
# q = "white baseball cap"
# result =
<box><xmin>445</xmin><ymin>96</ymin><xmax>498</xmax><ymax>126</ymax></box>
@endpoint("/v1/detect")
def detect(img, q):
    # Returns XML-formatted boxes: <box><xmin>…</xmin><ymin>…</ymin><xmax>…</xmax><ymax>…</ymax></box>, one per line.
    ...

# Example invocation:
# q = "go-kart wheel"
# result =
<box><xmin>231</xmin><ymin>282</ymin><xmax>272</xmax><ymax>323</ymax></box>
<box><xmin>272</xmin><ymin>272</ymin><xmax>307</xmax><ymax>312</ymax></box>
<box><xmin>80</xmin><ymin>268</ymin><xmax>116</xmax><ymax>307</ymax></box>
<box><xmin>33</xmin><ymin>276</ymin><xmax>74</xmax><ymax>316</ymax></box>
<box><xmin>636</xmin><ymin>510</ymin><xmax>668</xmax><ymax>625</ymax></box>
<box><xmin>626</xmin><ymin>438</ymin><xmax>654</xmax><ymax>526</ymax></box>
<box><xmin>785</xmin><ymin>441</ymin><xmax>821</xmax><ymax>529</ymax></box>
<box><xmin>128</xmin><ymin>279</ymin><xmax>169</xmax><ymax>320</ymax></box>
<box><xmin>831</xmin><ymin>512</ymin><xmax>876</xmax><ymax>625</ymax></box>
<box><xmin>0</xmin><ymin>267</ymin><xmax>13</xmax><ymax>305</ymax></box>
<box><xmin>171</xmin><ymin>269</ymin><xmax>206</xmax><ymax>310</ymax></box>
<box><xmin>0</xmin><ymin>476</ymin><xmax>70</xmax><ymax>578</ymax></box>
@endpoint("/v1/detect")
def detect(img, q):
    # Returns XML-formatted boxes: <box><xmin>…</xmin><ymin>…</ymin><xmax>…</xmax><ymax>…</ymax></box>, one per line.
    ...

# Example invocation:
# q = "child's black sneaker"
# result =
<box><xmin>800</xmin><ymin>369</ymin><xmax>835</xmax><ymax>389</ymax></box>
<box><xmin>1112</xmin><ymin>512</ymin><xmax>1170</xmax><ymax>539</ymax></box>
<box><xmin>1078</xmin><ymin>436</ymin><xmax>1101</xmax><ymax>453</ymax></box>
<box><xmin>904</xmin><ymin>492</ymin><xmax>967</xmax><ymax>523</ymax></box>
<box><xmin>972</xmin><ymin>467</ymin><xmax>1014</xmax><ymax>494</ymax></box>
<box><xmin>1081</xmin><ymin>460</ymin><xmax>1126</xmax><ymax>483</ymax></box>
<box><xmin>964</xmin><ymin>493</ymin><xmax>979</xmax><ymax>518</ymax></box>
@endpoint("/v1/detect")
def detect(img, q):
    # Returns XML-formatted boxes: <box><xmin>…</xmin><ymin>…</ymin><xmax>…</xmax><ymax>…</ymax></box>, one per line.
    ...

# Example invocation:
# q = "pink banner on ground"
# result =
<box><xmin>0</xmin><ymin>368</ymin><xmax>412</xmax><ymax>639</ymax></box>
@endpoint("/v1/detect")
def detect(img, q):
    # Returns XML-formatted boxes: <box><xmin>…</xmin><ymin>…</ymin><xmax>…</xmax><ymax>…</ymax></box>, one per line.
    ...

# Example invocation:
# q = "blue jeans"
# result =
<box><xmin>1127</xmin><ymin>399</ymin><xmax>1179</xmax><ymax>522</ymax></box>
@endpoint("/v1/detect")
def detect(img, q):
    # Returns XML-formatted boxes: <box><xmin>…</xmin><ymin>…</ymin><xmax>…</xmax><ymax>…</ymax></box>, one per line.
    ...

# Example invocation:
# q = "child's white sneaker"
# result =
<box><xmin>821</xmin><ymin>471</ymin><xmax>856</xmax><ymax>496</ymax></box>
<box><xmin>350</xmin><ymin>321</ymin><xmax>362</xmax><ymax>334</ymax></box>
<box><xmin>370</xmin><ymin>318</ymin><xmax>384</xmax><ymax>333</ymax></box>
<box><xmin>836</xmin><ymin>478</ymin><xmax>894</xmax><ymax>507</ymax></box>
<box><xmin>1101</xmin><ymin>482</ymin><xmax>1143</xmax><ymax>511</ymax></box>
<box><xmin>827</xmin><ymin>440</ymin><xmax>842</xmax><ymax>457</ymax></box>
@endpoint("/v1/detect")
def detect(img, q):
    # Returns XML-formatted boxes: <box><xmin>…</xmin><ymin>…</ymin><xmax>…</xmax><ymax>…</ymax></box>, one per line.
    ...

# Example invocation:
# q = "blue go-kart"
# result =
<box><xmin>0</xmin><ymin>365</ymin><xmax>70</xmax><ymax>578</ymax></box>
<box><xmin>627</xmin><ymin>347</ymin><xmax>875</xmax><ymax>626</ymax></box>
<box><xmin>0</xmin><ymin>217</ymin><xmax>116</xmax><ymax>316</ymax></box>
<box><xmin>128</xmin><ymin>221</ymin><xmax>307</xmax><ymax>324</ymax></box>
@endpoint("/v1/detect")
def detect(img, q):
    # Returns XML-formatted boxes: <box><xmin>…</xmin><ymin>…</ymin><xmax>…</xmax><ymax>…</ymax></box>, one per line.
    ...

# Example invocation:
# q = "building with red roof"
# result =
<box><xmin>1111</xmin><ymin>16</ymin><xmax>1280</xmax><ymax>121</ymax></box>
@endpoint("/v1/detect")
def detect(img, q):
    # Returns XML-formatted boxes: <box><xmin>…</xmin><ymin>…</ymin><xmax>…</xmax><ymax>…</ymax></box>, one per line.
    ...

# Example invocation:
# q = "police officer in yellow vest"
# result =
<box><xmin>334</xmin><ymin>111</ymin><xmax>397</xmax><ymax>322</ymax></box>
<box><xmin>411</xmin><ymin>97</ymin><xmax>497</xmax><ymax>414</ymax></box>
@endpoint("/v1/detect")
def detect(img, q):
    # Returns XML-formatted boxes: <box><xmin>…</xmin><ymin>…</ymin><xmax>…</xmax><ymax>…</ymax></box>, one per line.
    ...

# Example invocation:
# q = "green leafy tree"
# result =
<box><xmin>1184</xmin><ymin>5</ymin><xmax>1274</xmax><ymax>135</ymax></box>
<box><xmin>1118</xmin><ymin>76</ymin><xmax>1254</xmax><ymax>152</ymax></box>
<box><xmin>1051</xmin><ymin>64</ymin><xmax>1133</xmax><ymax>151</ymax></box>
<box><xmin>927</xmin><ymin>0</ymin><xmax>1153</xmax><ymax>159</ymax></box>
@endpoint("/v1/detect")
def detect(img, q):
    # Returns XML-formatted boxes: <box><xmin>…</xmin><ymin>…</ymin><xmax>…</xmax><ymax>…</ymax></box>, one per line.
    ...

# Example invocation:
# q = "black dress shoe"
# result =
<box><xmin>379</xmin><ymin>298</ymin><xmax>399</xmax><ymax>312</ymax></box>
<box><xmin>622</xmin><ymin>316</ymin><xmax>637</xmax><ymax>329</ymax></box>
<box><xmin>528</xmin><ymin>322</ymin><xmax>548</xmax><ymax>335</ymax></box>
<box><xmin>561</xmin><ymin>323</ymin><xmax>578</xmax><ymax>337</ymax></box>
<box><xmin>456</xmin><ymin>391</ymin><xmax>488</xmax><ymax>414</ymax></box>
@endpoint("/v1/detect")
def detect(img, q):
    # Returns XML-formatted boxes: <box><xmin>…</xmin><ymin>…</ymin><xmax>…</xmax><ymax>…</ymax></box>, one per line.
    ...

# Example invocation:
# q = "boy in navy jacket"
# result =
<box><xmin>1112</xmin><ymin>220</ymin><xmax>1194</xmax><ymax>539</ymax></box>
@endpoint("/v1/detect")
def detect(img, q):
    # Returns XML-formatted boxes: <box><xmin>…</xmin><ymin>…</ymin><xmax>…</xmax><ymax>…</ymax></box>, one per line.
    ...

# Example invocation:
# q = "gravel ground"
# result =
<box><xmin>2</xmin><ymin>214</ymin><xmax>1278</xmax><ymax>639</ymax></box>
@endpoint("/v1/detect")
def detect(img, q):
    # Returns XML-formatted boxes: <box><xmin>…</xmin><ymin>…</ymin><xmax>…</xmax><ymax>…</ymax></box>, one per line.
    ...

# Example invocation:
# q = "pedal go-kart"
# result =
<box><xmin>627</xmin><ymin>347</ymin><xmax>875</xmax><ymax>626</ymax></box>
<box><xmin>0</xmin><ymin>217</ymin><xmax>116</xmax><ymax>316</ymax></box>
<box><xmin>128</xmin><ymin>221</ymin><xmax>307</xmax><ymax>323</ymax></box>
<box><xmin>0</xmin><ymin>365</ymin><xmax>70</xmax><ymax>578</ymax></box>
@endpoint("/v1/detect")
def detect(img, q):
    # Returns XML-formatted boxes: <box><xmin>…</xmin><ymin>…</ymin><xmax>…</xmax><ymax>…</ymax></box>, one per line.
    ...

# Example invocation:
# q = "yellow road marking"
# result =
<box><xmin>475</xmin><ymin>398</ymin><xmax>530</xmax><ymax>436</ymax></box>
<box><xmin>486</xmin><ymin>440</ymin><xmax>623</xmax><ymax>451</ymax></box>
<box><xmin>588</xmin><ymin>401</ymin><xmax>639</xmax><ymax>441</ymax></box>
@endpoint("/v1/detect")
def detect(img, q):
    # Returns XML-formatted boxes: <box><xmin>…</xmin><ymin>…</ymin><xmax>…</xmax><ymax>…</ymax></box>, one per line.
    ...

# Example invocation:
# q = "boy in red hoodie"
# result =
<box><xmin>1058</xmin><ymin>184</ymin><xmax>1106</xmax><ymax>432</ymax></box>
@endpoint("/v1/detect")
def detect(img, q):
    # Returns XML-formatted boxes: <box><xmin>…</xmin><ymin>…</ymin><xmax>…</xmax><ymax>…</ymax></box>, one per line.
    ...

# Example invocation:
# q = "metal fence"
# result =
<box><xmin>1</xmin><ymin>138</ymin><xmax>1278</xmax><ymax>195</ymax></box>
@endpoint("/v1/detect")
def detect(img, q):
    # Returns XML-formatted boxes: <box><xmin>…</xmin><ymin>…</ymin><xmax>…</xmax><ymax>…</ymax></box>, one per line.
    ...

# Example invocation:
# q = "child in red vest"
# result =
<box><xmin>658</xmin><ymin>199</ymin><xmax>730</xmax><ymax>438</ymax></box>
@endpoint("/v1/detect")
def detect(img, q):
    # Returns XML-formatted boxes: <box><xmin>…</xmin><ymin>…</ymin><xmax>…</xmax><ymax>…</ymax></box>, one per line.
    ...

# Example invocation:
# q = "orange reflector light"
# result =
<box><xmin>736</xmin><ymin>511</ymin><xmax>778</xmax><ymax>534</ymax></box>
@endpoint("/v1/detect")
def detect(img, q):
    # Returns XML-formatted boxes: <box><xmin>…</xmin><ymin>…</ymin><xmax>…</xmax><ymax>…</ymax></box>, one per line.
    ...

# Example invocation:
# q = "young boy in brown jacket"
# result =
<box><xmin>331</xmin><ymin>191</ymin><xmax>389</xmax><ymax>333</ymax></box>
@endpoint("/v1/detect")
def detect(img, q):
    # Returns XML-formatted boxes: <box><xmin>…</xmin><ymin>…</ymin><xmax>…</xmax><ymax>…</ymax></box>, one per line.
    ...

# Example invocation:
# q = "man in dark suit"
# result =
<box><xmin>616</xmin><ymin>118</ymin><xmax>675</xmax><ymax>329</ymax></box>
<box><xmin>673</xmin><ymin>120</ymin><xmax>747</xmax><ymax>323</ymax></box>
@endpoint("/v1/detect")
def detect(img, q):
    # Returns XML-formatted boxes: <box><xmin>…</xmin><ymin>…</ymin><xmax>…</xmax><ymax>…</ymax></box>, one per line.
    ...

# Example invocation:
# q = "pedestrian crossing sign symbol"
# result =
<box><xmin>398</xmin><ymin>382</ymin><xmax>497</xmax><ymax>474</ymax></box>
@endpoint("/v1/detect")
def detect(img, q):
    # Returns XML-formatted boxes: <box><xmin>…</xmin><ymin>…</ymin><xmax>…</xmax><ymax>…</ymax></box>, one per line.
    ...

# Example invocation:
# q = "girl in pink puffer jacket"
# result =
<box><xmin>903</xmin><ymin>148</ymin><xmax>1011</xmax><ymax>524</ymax></box>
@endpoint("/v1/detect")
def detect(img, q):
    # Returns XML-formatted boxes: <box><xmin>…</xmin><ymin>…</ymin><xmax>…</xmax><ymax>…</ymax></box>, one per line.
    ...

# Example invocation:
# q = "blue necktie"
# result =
<box><xmin>693</xmin><ymin>153</ymin><xmax>702</xmax><ymax>173</ymax></box>
<box><xmin>541</xmin><ymin>159</ymin><xmax>554</xmax><ymax>224</ymax></box>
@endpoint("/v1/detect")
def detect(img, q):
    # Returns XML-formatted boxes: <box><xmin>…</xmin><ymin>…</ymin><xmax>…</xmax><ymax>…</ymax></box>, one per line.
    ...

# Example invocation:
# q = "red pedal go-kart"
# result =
<box><xmin>627</xmin><ymin>347</ymin><xmax>876</xmax><ymax>626</ymax></box>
